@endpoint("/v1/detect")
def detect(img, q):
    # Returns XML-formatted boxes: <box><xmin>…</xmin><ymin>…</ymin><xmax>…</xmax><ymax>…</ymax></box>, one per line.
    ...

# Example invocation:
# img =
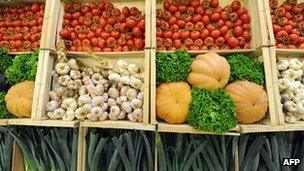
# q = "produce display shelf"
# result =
<box><xmin>157</xmin><ymin>123</ymin><xmax>240</xmax><ymax>136</ymax></box>
<box><xmin>151</xmin><ymin>0</ymin><xmax>269</xmax><ymax>50</ymax></box>
<box><xmin>7</xmin><ymin>118</ymin><xmax>79</xmax><ymax>128</ymax></box>
<box><xmin>80</xmin><ymin>120</ymin><xmax>156</xmax><ymax>131</ymax></box>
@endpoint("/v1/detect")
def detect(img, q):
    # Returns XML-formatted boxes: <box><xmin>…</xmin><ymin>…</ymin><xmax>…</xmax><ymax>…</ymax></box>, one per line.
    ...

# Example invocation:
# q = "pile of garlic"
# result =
<box><xmin>277</xmin><ymin>58</ymin><xmax>304</xmax><ymax>123</ymax></box>
<box><xmin>45</xmin><ymin>43</ymin><xmax>144</xmax><ymax>122</ymax></box>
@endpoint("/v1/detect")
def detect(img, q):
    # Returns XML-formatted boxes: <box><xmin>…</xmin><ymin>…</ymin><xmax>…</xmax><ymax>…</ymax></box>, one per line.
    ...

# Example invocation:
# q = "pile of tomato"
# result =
<box><xmin>60</xmin><ymin>2</ymin><xmax>145</xmax><ymax>52</ymax></box>
<box><xmin>270</xmin><ymin>0</ymin><xmax>304</xmax><ymax>49</ymax></box>
<box><xmin>0</xmin><ymin>3</ymin><xmax>44</xmax><ymax>52</ymax></box>
<box><xmin>156</xmin><ymin>0</ymin><xmax>251</xmax><ymax>51</ymax></box>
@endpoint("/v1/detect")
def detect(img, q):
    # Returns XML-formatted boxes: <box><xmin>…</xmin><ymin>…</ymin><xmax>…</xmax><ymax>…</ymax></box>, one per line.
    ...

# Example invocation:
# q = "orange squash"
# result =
<box><xmin>225</xmin><ymin>81</ymin><xmax>268</xmax><ymax>124</ymax></box>
<box><xmin>156</xmin><ymin>82</ymin><xmax>191</xmax><ymax>124</ymax></box>
<box><xmin>5</xmin><ymin>81</ymin><xmax>34</xmax><ymax>118</ymax></box>
<box><xmin>187</xmin><ymin>52</ymin><xmax>230</xmax><ymax>90</ymax></box>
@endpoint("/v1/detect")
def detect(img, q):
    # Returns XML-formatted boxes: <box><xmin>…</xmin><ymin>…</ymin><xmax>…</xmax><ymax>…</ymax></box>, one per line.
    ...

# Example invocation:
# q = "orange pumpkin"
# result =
<box><xmin>225</xmin><ymin>81</ymin><xmax>268</xmax><ymax>124</ymax></box>
<box><xmin>187</xmin><ymin>52</ymin><xmax>230</xmax><ymax>90</ymax></box>
<box><xmin>156</xmin><ymin>82</ymin><xmax>191</xmax><ymax>124</ymax></box>
<box><xmin>5</xmin><ymin>81</ymin><xmax>34</xmax><ymax>118</ymax></box>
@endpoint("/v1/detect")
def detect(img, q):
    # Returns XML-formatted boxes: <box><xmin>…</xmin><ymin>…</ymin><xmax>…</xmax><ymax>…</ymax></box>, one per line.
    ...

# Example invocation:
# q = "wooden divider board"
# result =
<box><xmin>53</xmin><ymin>0</ymin><xmax>152</xmax><ymax>50</ymax></box>
<box><xmin>151</xmin><ymin>0</ymin><xmax>269</xmax><ymax>49</ymax></box>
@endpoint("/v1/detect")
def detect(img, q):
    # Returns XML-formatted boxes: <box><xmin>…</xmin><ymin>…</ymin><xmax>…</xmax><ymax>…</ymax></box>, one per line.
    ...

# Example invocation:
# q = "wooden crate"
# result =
<box><xmin>0</xmin><ymin>0</ymin><xmax>52</xmax><ymax>53</ymax></box>
<box><xmin>50</xmin><ymin>0</ymin><xmax>151</xmax><ymax>51</ymax></box>
<box><xmin>78</xmin><ymin>125</ymin><xmax>156</xmax><ymax>171</ymax></box>
<box><xmin>264</xmin><ymin>0</ymin><xmax>304</xmax><ymax>49</ymax></box>
<box><xmin>151</xmin><ymin>47</ymin><xmax>278</xmax><ymax>134</ymax></box>
<box><xmin>33</xmin><ymin>49</ymin><xmax>150</xmax><ymax>124</ymax></box>
<box><xmin>268</xmin><ymin>47</ymin><xmax>304</xmax><ymax>127</ymax></box>
<box><xmin>151</xmin><ymin>0</ymin><xmax>269</xmax><ymax>50</ymax></box>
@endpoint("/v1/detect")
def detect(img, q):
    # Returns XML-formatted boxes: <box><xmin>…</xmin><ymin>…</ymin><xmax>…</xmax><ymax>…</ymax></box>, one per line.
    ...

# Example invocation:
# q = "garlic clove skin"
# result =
<box><xmin>132</xmin><ymin>109</ymin><xmax>143</xmax><ymax>119</ymax></box>
<box><xmin>83</xmin><ymin>103</ymin><xmax>93</xmax><ymax>112</ymax></box>
<box><xmin>126</xmin><ymin>88</ymin><xmax>138</xmax><ymax>100</ymax></box>
<box><xmin>101</xmin><ymin>103</ymin><xmax>108</xmax><ymax>111</ymax></box>
<box><xmin>62</xmin><ymin>110</ymin><xmax>76</xmax><ymax>121</ymax></box>
<box><xmin>117</xmin><ymin>60</ymin><xmax>128</xmax><ymax>69</ymax></box>
<box><xmin>75</xmin><ymin>107</ymin><xmax>89</xmax><ymax>120</ymax></box>
<box><xmin>128</xmin><ymin>63</ymin><xmax>139</xmax><ymax>73</ymax></box>
<box><xmin>289</xmin><ymin>59</ymin><xmax>303</xmax><ymax>70</ymax></box>
<box><xmin>121</xmin><ymin>101</ymin><xmax>132</xmax><ymax>113</ymax></box>
<box><xmin>92</xmin><ymin>96</ymin><xmax>105</xmax><ymax>107</ymax></box>
<box><xmin>120</xmin><ymin>86</ymin><xmax>130</xmax><ymax>95</ymax></box>
<box><xmin>116</xmin><ymin>95</ymin><xmax>127</xmax><ymax>105</ymax></box>
<box><xmin>61</xmin><ymin>98</ymin><xmax>78</xmax><ymax>111</ymax></box>
<box><xmin>55</xmin><ymin>63</ymin><xmax>71</xmax><ymax>75</ymax></box>
<box><xmin>131</xmin><ymin>98</ymin><xmax>143</xmax><ymax>109</ymax></box>
<box><xmin>130</xmin><ymin>77</ymin><xmax>143</xmax><ymax>90</ymax></box>
<box><xmin>118</xmin><ymin>111</ymin><xmax>126</xmax><ymax>119</ymax></box>
<box><xmin>137</xmin><ymin>92</ymin><xmax>144</xmax><ymax>100</ymax></box>
<box><xmin>277</xmin><ymin>59</ymin><xmax>289</xmax><ymax>71</ymax></box>
<box><xmin>95</xmin><ymin>84</ymin><xmax>104</xmax><ymax>95</ymax></box>
<box><xmin>46</xmin><ymin>101</ymin><xmax>59</xmax><ymax>111</ymax></box>
<box><xmin>53</xmin><ymin>108</ymin><xmax>66</xmax><ymax>119</ymax></box>
<box><xmin>78</xmin><ymin>95</ymin><xmax>91</xmax><ymax>107</ymax></box>
<box><xmin>127</xmin><ymin>113</ymin><xmax>137</xmax><ymax>122</ymax></box>
<box><xmin>70</xmin><ymin>70</ymin><xmax>82</xmax><ymax>80</ymax></box>
<box><xmin>67</xmin><ymin>59</ymin><xmax>79</xmax><ymax>70</ymax></box>
<box><xmin>109</xmin><ymin>106</ymin><xmax>120</xmax><ymax>120</ymax></box>
<box><xmin>285</xmin><ymin>113</ymin><xmax>298</xmax><ymax>124</ymax></box>
<box><xmin>99</xmin><ymin>112</ymin><xmax>108</xmax><ymax>121</ymax></box>
<box><xmin>296</xmin><ymin>101</ymin><xmax>304</xmax><ymax>115</ymax></box>
<box><xmin>92</xmin><ymin>73</ymin><xmax>103</xmax><ymax>85</ymax></box>
<box><xmin>79</xmin><ymin>86</ymin><xmax>88</xmax><ymax>96</ymax></box>
<box><xmin>109</xmin><ymin>87</ymin><xmax>119</xmax><ymax>98</ymax></box>
<box><xmin>108</xmin><ymin>98</ymin><xmax>117</xmax><ymax>107</ymax></box>
<box><xmin>108</xmin><ymin>73</ymin><xmax>121</xmax><ymax>83</ymax></box>
<box><xmin>58</xmin><ymin>75</ymin><xmax>72</xmax><ymax>86</ymax></box>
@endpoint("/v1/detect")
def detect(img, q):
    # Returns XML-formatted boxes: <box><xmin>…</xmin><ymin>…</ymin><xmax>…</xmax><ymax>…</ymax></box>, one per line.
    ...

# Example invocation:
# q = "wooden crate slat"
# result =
<box><xmin>80</xmin><ymin>120</ymin><xmax>156</xmax><ymax>131</ymax></box>
<box><xmin>11</xmin><ymin>142</ymin><xmax>24</xmax><ymax>171</ymax></box>
<box><xmin>7</xmin><ymin>118</ymin><xmax>79</xmax><ymax>127</ymax></box>
<box><xmin>157</xmin><ymin>123</ymin><xmax>240</xmax><ymax>136</ymax></box>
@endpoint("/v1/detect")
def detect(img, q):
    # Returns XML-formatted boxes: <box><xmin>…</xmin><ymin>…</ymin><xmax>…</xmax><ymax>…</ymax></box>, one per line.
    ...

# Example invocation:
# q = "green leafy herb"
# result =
<box><xmin>4</xmin><ymin>51</ymin><xmax>39</xmax><ymax>85</ymax></box>
<box><xmin>0</xmin><ymin>48</ymin><xmax>12</xmax><ymax>74</ymax></box>
<box><xmin>0</xmin><ymin>92</ymin><xmax>13</xmax><ymax>119</ymax></box>
<box><xmin>156</xmin><ymin>51</ymin><xmax>192</xmax><ymax>84</ymax></box>
<box><xmin>227</xmin><ymin>53</ymin><xmax>265</xmax><ymax>85</ymax></box>
<box><xmin>187</xmin><ymin>88</ymin><xmax>237</xmax><ymax>133</ymax></box>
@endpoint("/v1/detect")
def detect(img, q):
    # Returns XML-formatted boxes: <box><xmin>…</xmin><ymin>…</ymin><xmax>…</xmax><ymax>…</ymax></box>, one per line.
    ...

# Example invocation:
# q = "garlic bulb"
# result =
<box><xmin>99</xmin><ymin>111</ymin><xmax>108</xmax><ymax>121</ymax></box>
<box><xmin>61</xmin><ymin>98</ymin><xmax>78</xmax><ymax>111</ymax></box>
<box><xmin>62</xmin><ymin>110</ymin><xmax>76</xmax><ymax>121</ymax></box>
<box><xmin>121</xmin><ymin>101</ymin><xmax>132</xmax><ymax>113</ymax></box>
<box><xmin>128</xmin><ymin>64</ymin><xmax>139</xmax><ymax>73</ymax></box>
<box><xmin>109</xmin><ymin>106</ymin><xmax>120</xmax><ymax>120</ymax></box>
<box><xmin>78</xmin><ymin>95</ymin><xmax>91</xmax><ymax>106</ymax></box>
<box><xmin>58</xmin><ymin>75</ymin><xmax>71</xmax><ymax>86</ymax></box>
<box><xmin>108</xmin><ymin>87</ymin><xmax>119</xmax><ymax>98</ymax></box>
<box><xmin>117</xmin><ymin>60</ymin><xmax>128</xmax><ymax>69</ymax></box>
<box><xmin>55</xmin><ymin>63</ymin><xmax>70</xmax><ymax>75</ymax></box>
<box><xmin>108</xmin><ymin>73</ymin><xmax>121</xmax><ymax>83</ymax></box>
<box><xmin>70</xmin><ymin>70</ymin><xmax>82</xmax><ymax>80</ymax></box>
<box><xmin>92</xmin><ymin>73</ymin><xmax>103</xmax><ymax>85</ymax></box>
<box><xmin>75</xmin><ymin>107</ymin><xmax>89</xmax><ymax>120</ymax></box>
<box><xmin>46</xmin><ymin>101</ymin><xmax>59</xmax><ymax>111</ymax></box>
<box><xmin>92</xmin><ymin>96</ymin><xmax>105</xmax><ymax>106</ymax></box>
<box><xmin>277</xmin><ymin>59</ymin><xmax>289</xmax><ymax>71</ymax></box>
<box><xmin>67</xmin><ymin>59</ymin><xmax>79</xmax><ymax>70</ymax></box>
<box><xmin>126</xmin><ymin>88</ymin><xmax>137</xmax><ymax>100</ymax></box>
<box><xmin>131</xmin><ymin>98</ymin><xmax>142</xmax><ymax>109</ymax></box>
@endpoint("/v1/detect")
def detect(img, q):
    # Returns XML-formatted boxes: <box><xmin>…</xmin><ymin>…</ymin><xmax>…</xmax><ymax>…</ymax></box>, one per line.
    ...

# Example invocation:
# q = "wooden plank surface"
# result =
<box><xmin>12</xmin><ymin>142</ymin><xmax>24</xmax><ymax>171</ymax></box>
<box><xmin>7</xmin><ymin>118</ymin><xmax>79</xmax><ymax>128</ymax></box>
<box><xmin>80</xmin><ymin>120</ymin><xmax>156</xmax><ymax>131</ymax></box>
<box><xmin>77</xmin><ymin>127</ymin><xmax>88</xmax><ymax>171</ymax></box>
<box><xmin>0</xmin><ymin>119</ymin><xmax>8</xmax><ymax>126</ymax></box>
<box><xmin>157</xmin><ymin>123</ymin><xmax>240</xmax><ymax>136</ymax></box>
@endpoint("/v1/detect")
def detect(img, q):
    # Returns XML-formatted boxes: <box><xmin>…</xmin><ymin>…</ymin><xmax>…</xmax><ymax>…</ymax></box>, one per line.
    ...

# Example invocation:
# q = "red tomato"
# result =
<box><xmin>190</xmin><ymin>31</ymin><xmax>200</xmax><ymax>40</ymax></box>
<box><xmin>174</xmin><ymin>39</ymin><xmax>182</xmax><ymax>48</ymax></box>
<box><xmin>233</xmin><ymin>26</ymin><xmax>243</xmax><ymax>36</ymax></box>
<box><xmin>163</xmin><ymin>31</ymin><xmax>173</xmax><ymax>38</ymax></box>
<box><xmin>177</xmin><ymin>20</ymin><xmax>186</xmax><ymax>28</ymax></box>
<box><xmin>133</xmin><ymin>27</ymin><xmax>143</xmax><ymax>37</ymax></box>
<box><xmin>200</xmin><ymin>29</ymin><xmax>209</xmax><ymax>39</ymax></box>
<box><xmin>192</xmin><ymin>15</ymin><xmax>202</xmax><ymax>24</ymax></box>
<box><xmin>231</xmin><ymin>0</ymin><xmax>241</xmax><ymax>11</ymax></box>
<box><xmin>215</xmin><ymin>37</ymin><xmax>225</xmax><ymax>46</ymax></box>
<box><xmin>134</xmin><ymin>38</ymin><xmax>144</xmax><ymax>50</ymax></box>
<box><xmin>210</xmin><ymin>30</ymin><xmax>221</xmax><ymax>39</ymax></box>
<box><xmin>242</xmin><ymin>31</ymin><xmax>251</xmax><ymax>42</ymax></box>
<box><xmin>126</xmin><ymin>18</ymin><xmax>137</xmax><ymax>28</ymax></box>
<box><xmin>210</xmin><ymin>13</ymin><xmax>220</xmax><ymax>21</ymax></box>
<box><xmin>289</xmin><ymin>33</ymin><xmax>299</xmax><ymax>44</ymax></box>
<box><xmin>204</xmin><ymin>37</ymin><xmax>214</xmax><ymax>47</ymax></box>
<box><xmin>219</xmin><ymin>26</ymin><xmax>229</xmax><ymax>35</ymax></box>
<box><xmin>59</xmin><ymin>29</ymin><xmax>71</xmax><ymax>39</ymax></box>
<box><xmin>202</xmin><ymin>15</ymin><xmax>209</xmax><ymax>25</ymax></box>
<box><xmin>180</xmin><ymin>30</ymin><xmax>190</xmax><ymax>39</ymax></box>
<box><xmin>227</xmin><ymin>37</ymin><xmax>239</xmax><ymax>48</ymax></box>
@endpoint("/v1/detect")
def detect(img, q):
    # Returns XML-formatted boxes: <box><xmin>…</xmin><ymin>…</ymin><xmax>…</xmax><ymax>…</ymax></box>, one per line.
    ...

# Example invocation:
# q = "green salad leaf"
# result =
<box><xmin>0</xmin><ymin>92</ymin><xmax>13</xmax><ymax>119</ymax></box>
<box><xmin>187</xmin><ymin>88</ymin><xmax>237</xmax><ymax>133</ymax></box>
<box><xmin>4</xmin><ymin>51</ymin><xmax>39</xmax><ymax>85</ymax></box>
<box><xmin>0</xmin><ymin>48</ymin><xmax>13</xmax><ymax>74</ymax></box>
<box><xmin>156</xmin><ymin>51</ymin><xmax>192</xmax><ymax>84</ymax></box>
<box><xmin>227</xmin><ymin>53</ymin><xmax>265</xmax><ymax>85</ymax></box>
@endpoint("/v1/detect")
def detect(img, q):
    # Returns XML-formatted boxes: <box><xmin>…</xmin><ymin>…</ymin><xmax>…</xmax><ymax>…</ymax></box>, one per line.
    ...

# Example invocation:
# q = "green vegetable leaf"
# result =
<box><xmin>0</xmin><ymin>92</ymin><xmax>14</xmax><ymax>119</ymax></box>
<box><xmin>187</xmin><ymin>88</ymin><xmax>237</xmax><ymax>133</ymax></box>
<box><xmin>156</xmin><ymin>51</ymin><xmax>192</xmax><ymax>84</ymax></box>
<box><xmin>4</xmin><ymin>51</ymin><xmax>39</xmax><ymax>85</ymax></box>
<box><xmin>228</xmin><ymin>53</ymin><xmax>265</xmax><ymax>85</ymax></box>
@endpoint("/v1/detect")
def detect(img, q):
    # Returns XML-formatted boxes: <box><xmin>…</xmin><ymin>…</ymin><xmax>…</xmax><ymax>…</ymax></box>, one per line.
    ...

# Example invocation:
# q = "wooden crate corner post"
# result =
<box><xmin>77</xmin><ymin>126</ymin><xmax>88</xmax><ymax>171</ymax></box>
<box><xmin>150</xmin><ymin>49</ymin><xmax>157</xmax><ymax>125</ymax></box>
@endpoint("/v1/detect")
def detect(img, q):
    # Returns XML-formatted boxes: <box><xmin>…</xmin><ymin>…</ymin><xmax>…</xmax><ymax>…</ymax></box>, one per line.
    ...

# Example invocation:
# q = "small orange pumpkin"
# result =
<box><xmin>225</xmin><ymin>81</ymin><xmax>268</xmax><ymax>124</ymax></box>
<box><xmin>187</xmin><ymin>52</ymin><xmax>230</xmax><ymax>90</ymax></box>
<box><xmin>156</xmin><ymin>82</ymin><xmax>191</xmax><ymax>124</ymax></box>
<box><xmin>5</xmin><ymin>81</ymin><xmax>34</xmax><ymax>118</ymax></box>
